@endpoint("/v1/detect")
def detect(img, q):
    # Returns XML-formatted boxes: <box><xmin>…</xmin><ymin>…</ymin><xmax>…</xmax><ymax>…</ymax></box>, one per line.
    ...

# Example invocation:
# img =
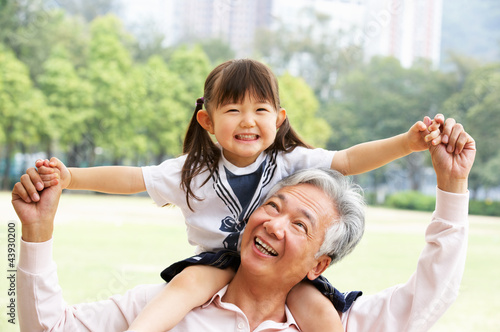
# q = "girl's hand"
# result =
<box><xmin>16</xmin><ymin>164</ymin><xmax>59</xmax><ymax>203</ymax></box>
<box><xmin>35</xmin><ymin>157</ymin><xmax>72</xmax><ymax>191</ymax></box>
<box><xmin>406</xmin><ymin>114</ymin><xmax>443</xmax><ymax>152</ymax></box>
<box><xmin>16</xmin><ymin>157</ymin><xmax>72</xmax><ymax>203</ymax></box>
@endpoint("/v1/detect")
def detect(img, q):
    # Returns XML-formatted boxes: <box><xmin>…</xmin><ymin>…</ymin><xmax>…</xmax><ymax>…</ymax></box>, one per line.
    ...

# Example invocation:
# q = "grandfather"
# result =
<box><xmin>13</xmin><ymin>127</ymin><xmax>475</xmax><ymax>332</ymax></box>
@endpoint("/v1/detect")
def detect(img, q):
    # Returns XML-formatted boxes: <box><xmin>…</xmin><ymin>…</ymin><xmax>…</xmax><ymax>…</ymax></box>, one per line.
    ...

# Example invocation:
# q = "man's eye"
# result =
<box><xmin>267</xmin><ymin>202</ymin><xmax>278</xmax><ymax>209</ymax></box>
<box><xmin>294</xmin><ymin>221</ymin><xmax>307</xmax><ymax>232</ymax></box>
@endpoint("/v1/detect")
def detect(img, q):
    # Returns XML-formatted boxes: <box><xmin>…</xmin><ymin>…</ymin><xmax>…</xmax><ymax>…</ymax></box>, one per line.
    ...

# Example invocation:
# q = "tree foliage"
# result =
<box><xmin>326</xmin><ymin>56</ymin><xmax>457</xmax><ymax>190</ymax></box>
<box><xmin>38</xmin><ymin>45</ymin><xmax>94</xmax><ymax>159</ymax></box>
<box><xmin>0</xmin><ymin>45</ymin><xmax>50</xmax><ymax>189</ymax></box>
<box><xmin>254</xmin><ymin>8</ymin><xmax>363</xmax><ymax>104</ymax></box>
<box><xmin>442</xmin><ymin>62</ymin><xmax>500</xmax><ymax>193</ymax></box>
<box><xmin>278</xmin><ymin>73</ymin><xmax>331</xmax><ymax>147</ymax></box>
<box><xmin>54</xmin><ymin>0</ymin><xmax>122</xmax><ymax>23</ymax></box>
<box><xmin>0</xmin><ymin>4</ymin><xmax>499</xmax><ymax>202</ymax></box>
<box><xmin>139</xmin><ymin>56</ymin><xmax>191</xmax><ymax>163</ymax></box>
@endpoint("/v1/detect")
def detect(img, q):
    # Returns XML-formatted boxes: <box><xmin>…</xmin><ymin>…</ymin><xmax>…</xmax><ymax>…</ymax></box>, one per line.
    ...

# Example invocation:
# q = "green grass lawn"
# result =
<box><xmin>1</xmin><ymin>192</ymin><xmax>499</xmax><ymax>331</ymax></box>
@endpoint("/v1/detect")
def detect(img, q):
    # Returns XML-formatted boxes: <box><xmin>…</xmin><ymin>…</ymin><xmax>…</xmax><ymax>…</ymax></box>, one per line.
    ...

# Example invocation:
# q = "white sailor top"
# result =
<box><xmin>142</xmin><ymin>146</ymin><xmax>336</xmax><ymax>254</ymax></box>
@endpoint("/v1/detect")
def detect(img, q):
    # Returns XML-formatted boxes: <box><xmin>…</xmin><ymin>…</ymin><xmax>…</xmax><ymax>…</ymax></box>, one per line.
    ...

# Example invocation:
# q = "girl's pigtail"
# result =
<box><xmin>182</xmin><ymin>98</ymin><xmax>205</xmax><ymax>154</ymax></box>
<box><xmin>181</xmin><ymin>97</ymin><xmax>220</xmax><ymax>211</ymax></box>
<box><xmin>270</xmin><ymin>117</ymin><xmax>312</xmax><ymax>152</ymax></box>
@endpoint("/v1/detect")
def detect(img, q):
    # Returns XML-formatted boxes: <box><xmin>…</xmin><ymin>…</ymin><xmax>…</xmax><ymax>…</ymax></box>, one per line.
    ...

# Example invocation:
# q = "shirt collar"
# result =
<box><xmin>201</xmin><ymin>285</ymin><xmax>229</xmax><ymax>308</ymax></box>
<box><xmin>202</xmin><ymin>285</ymin><xmax>301</xmax><ymax>331</ymax></box>
<box><xmin>217</xmin><ymin>143</ymin><xmax>267</xmax><ymax>175</ymax></box>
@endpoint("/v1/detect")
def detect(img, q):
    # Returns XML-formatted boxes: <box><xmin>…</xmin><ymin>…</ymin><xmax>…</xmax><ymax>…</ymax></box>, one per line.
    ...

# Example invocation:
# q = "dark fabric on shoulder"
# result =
<box><xmin>160</xmin><ymin>250</ymin><xmax>241</xmax><ymax>282</ymax></box>
<box><xmin>310</xmin><ymin>274</ymin><xmax>363</xmax><ymax>313</ymax></box>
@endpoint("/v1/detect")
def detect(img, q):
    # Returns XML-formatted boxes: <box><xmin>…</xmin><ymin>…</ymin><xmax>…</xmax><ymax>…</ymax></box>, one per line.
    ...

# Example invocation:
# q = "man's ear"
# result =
<box><xmin>196</xmin><ymin>109</ymin><xmax>214</xmax><ymax>134</ymax></box>
<box><xmin>306</xmin><ymin>255</ymin><xmax>331</xmax><ymax>281</ymax></box>
<box><xmin>276</xmin><ymin>108</ymin><xmax>287</xmax><ymax>128</ymax></box>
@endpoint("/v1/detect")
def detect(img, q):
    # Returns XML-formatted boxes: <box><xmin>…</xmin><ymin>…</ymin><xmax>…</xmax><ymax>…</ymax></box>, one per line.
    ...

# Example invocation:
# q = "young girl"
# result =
<box><xmin>27</xmin><ymin>59</ymin><xmax>443</xmax><ymax>332</ymax></box>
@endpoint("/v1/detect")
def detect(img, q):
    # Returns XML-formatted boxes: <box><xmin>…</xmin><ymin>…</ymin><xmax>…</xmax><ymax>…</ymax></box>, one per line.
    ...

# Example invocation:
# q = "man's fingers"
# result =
<box><xmin>441</xmin><ymin>118</ymin><xmax>456</xmax><ymax>146</ymax></box>
<box><xmin>427</xmin><ymin>120</ymin><xmax>441</xmax><ymax>133</ymax></box>
<box><xmin>12</xmin><ymin>181</ymin><xmax>31</xmax><ymax>203</ymax></box>
<box><xmin>26</xmin><ymin>167</ymin><xmax>45</xmax><ymax>191</ymax></box>
<box><xmin>433</xmin><ymin>113</ymin><xmax>445</xmax><ymax>125</ymax></box>
<box><xmin>20</xmin><ymin>174</ymin><xmax>40</xmax><ymax>202</ymax></box>
<box><xmin>446</xmin><ymin>122</ymin><xmax>464</xmax><ymax>153</ymax></box>
<box><xmin>454</xmin><ymin>131</ymin><xmax>469</xmax><ymax>154</ymax></box>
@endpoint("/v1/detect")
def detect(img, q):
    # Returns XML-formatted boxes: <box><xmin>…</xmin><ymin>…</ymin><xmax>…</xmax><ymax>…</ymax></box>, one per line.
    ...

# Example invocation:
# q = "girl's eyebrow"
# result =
<box><xmin>254</xmin><ymin>98</ymin><xmax>272</xmax><ymax>104</ymax></box>
<box><xmin>220</xmin><ymin>100</ymin><xmax>241</xmax><ymax>107</ymax></box>
<box><xmin>220</xmin><ymin>100</ymin><xmax>272</xmax><ymax>107</ymax></box>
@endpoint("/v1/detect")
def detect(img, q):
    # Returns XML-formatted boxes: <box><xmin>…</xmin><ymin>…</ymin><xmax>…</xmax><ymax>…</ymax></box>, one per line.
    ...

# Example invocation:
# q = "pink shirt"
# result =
<box><xmin>16</xmin><ymin>188</ymin><xmax>469</xmax><ymax>332</ymax></box>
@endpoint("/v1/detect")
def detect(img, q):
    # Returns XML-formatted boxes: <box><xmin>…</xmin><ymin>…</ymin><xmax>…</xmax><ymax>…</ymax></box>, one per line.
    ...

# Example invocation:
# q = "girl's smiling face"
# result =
<box><xmin>197</xmin><ymin>93</ymin><xmax>286</xmax><ymax>167</ymax></box>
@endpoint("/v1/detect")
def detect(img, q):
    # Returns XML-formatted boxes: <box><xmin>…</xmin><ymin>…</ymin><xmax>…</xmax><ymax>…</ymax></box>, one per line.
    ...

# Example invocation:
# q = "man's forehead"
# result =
<box><xmin>273</xmin><ymin>184</ymin><xmax>333</xmax><ymax>226</ymax></box>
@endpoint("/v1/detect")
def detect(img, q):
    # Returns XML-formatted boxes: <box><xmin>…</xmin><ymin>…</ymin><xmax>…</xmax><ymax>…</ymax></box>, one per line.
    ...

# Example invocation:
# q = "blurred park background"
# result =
<box><xmin>1</xmin><ymin>192</ymin><xmax>499</xmax><ymax>331</ymax></box>
<box><xmin>1</xmin><ymin>0</ymin><xmax>500</xmax><ymax>330</ymax></box>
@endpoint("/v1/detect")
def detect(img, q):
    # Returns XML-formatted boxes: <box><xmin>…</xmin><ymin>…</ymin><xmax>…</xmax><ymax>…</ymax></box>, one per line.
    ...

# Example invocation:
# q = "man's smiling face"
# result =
<box><xmin>240</xmin><ymin>183</ymin><xmax>335</xmax><ymax>284</ymax></box>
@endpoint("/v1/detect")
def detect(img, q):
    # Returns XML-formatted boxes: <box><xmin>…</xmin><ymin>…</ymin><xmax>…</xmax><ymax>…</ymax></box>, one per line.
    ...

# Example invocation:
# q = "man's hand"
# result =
<box><xmin>12</xmin><ymin>178</ymin><xmax>63</xmax><ymax>242</ymax></box>
<box><xmin>14</xmin><ymin>157</ymin><xmax>70</xmax><ymax>203</ymax></box>
<box><xmin>429</xmin><ymin>122</ymin><xmax>476</xmax><ymax>194</ymax></box>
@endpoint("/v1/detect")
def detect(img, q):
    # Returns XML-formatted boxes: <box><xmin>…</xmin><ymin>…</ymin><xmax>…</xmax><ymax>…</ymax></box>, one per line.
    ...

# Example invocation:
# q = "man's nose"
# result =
<box><xmin>264</xmin><ymin>216</ymin><xmax>286</xmax><ymax>240</ymax></box>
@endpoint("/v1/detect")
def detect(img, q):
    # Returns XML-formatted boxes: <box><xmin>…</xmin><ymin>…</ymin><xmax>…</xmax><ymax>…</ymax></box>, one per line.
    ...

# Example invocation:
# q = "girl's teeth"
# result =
<box><xmin>237</xmin><ymin>134</ymin><xmax>257</xmax><ymax>140</ymax></box>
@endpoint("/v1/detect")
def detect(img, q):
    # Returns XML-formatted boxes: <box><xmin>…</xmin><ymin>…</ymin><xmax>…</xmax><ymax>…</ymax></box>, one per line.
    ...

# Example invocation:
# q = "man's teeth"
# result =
<box><xmin>255</xmin><ymin>237</ymin><xmax>278</xmax><ymax>256</ymax></box>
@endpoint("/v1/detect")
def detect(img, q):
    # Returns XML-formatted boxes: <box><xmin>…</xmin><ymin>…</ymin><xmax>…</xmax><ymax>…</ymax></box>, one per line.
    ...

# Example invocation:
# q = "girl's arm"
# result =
<box><xmin>128</xmin><ymin>265</ymin><xmax>235</xmax><ymax>332</ymax></box>
<box><xmin>23</xmin><ymin>157</ymin><xmax>146</xmax><ymax>202</ymax></box>
<box><xmin>65</xmin><ymin>165</ymin><xmax>146</xmax><ymax>193</ymax></box>
<box><xmin>331</xmin><ymin>116</ymin><xmax>443</xmax><ymax>176</ymax></box>
<box><xmin>287</xmin><ymin>280</ymin><xmax>344</xmax><ymax>332</ymax></box>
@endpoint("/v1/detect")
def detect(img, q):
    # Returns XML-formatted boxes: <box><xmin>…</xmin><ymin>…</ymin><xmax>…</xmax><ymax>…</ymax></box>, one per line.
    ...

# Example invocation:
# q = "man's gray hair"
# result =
<box><xmin>266</xmin><ymin>168</ymin><xmax>365</xmax><ymax>265</ymax></box>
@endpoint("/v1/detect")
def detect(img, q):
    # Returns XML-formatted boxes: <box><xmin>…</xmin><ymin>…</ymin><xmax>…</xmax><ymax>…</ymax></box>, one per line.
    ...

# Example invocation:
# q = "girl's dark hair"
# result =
<box><xmin>181</xmin><ymin>59</ymin><xmax>311</xmax><ymax>210</ymax></box>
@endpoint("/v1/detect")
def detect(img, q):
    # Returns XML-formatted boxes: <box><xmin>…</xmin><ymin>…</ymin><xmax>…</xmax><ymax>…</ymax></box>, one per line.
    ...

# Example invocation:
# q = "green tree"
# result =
<box><xmin>278</xmin><ymin>72</ymin><xmax>331</xmax><ymax>147</ymax></box>
<box><xmin>327</xmin><ymin>57</ymin><xmax>456</xmax><ymax>191</ymax></box>
<box><xmin>139</xmin><ymin>56</ymin><xmax>191</xmax><ymax>164</ymax></box>
<box><xmin>254</xmin><ymin>8</ymin><xmax>363</xmax><ymax>104</ymax></box>
<box><xmin>84</xmin><ymin>14</ymin><xmax>136</xmax><ymax>166</ymax></box>
<box><xmin>198</xmin><ymin>38</ymin><xmax>235</xmax><ymax>66</ymax></box>
<box><xmin>441</xmin><ymin>0</ymin><xmax>500</xmax><ymax>64</ymax></box>
<box><xmin>167</xmin><ymin>45</ymin><xmax>212</xmax><ymax>100</ymax></box>
<box><xmin>0</xmin><ymin>2</ymin><xmax>88</xmax><ymax>83</ymax></box>
<box><xmin>129</xmin><ymin>23</ymin><xmax>169</xmax><ymax>64</ymax></box>
<box><xmin>442</xmin><ymin>63</ymin><xmax>500</xmax><ymax>196</ymax></box>
<box><xmin>0</xmin><ymin>44</ymin><xmax>50</xmax><ymax>189</ymax></box>
<box><xmin>38</xmin><ymin>45</ymin><xmax>94</xmax><ymax>159</ymax></box>
<box><xmin>54</xmin><ymin>0</ymin><xmax>121</xmax><ymax>22</ymax></box>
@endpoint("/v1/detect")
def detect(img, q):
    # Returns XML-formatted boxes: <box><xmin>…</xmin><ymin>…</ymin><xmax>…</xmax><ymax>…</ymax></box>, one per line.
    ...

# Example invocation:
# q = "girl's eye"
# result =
<box><xmin>257</xmin><ymin>108</ymin><xmax>269</xmax><ymax>112</ymax></box>
<box><xmin>227</xmin><ymin>109</ymin><xmax>239</xmax><ymax>113</ymax></box>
